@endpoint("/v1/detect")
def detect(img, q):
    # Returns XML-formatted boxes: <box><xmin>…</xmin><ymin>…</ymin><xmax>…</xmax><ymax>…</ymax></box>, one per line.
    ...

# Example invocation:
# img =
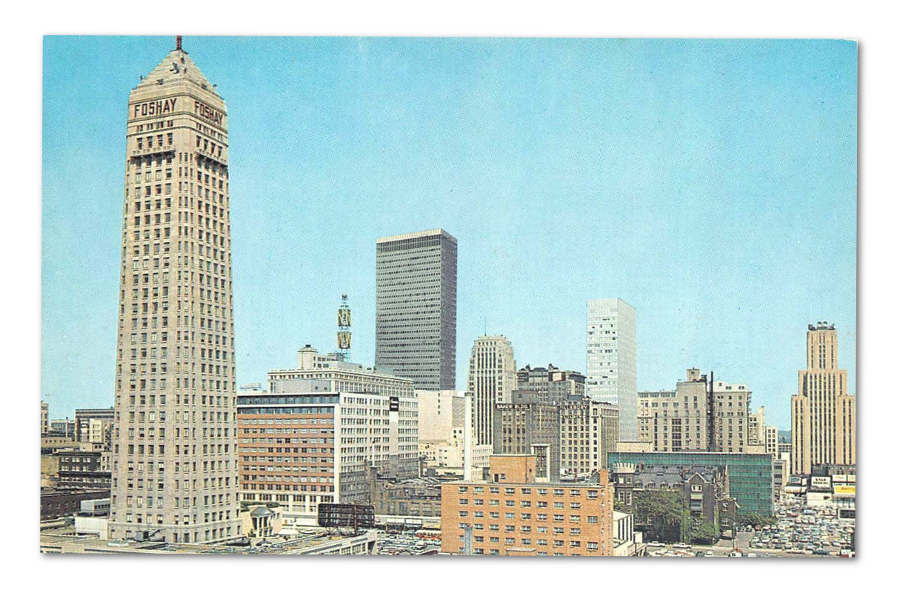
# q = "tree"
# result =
<box><xmin>632</xmin><ymin>490</ymin><xmax>684</xmax><ymax>543</ymax></box>
<box><xmin>690</xmin><ymin>521</ymin><xmax>720</xmax><ymax>545</ymax></box>
<box><xmin>740</xmin><ymin>512</ymin><xmax>777</xmax><ymax>529</ymax></box>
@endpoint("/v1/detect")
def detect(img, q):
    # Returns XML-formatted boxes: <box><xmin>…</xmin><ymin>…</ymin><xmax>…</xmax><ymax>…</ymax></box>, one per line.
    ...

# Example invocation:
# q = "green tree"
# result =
<box><xmin>690</xmin><ymin>521</ymin><xmax>720</xmax><ymax>545</ymax></box>
<box><xmin>633</xmin><ymin>490</ymin><xmax>684</xmax><ymax>543</ymax></box>
<box><xmin>740</xmin><ymin>512</ymin><xmax>777</xmax><ymax>529</ymax></box>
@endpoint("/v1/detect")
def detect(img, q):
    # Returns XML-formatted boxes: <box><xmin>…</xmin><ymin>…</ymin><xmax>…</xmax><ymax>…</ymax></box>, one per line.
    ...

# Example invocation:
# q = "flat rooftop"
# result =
<box><xmin>376</xmin><ymin>228</ymin><xmax>456</xmax><ymax>244</ymax></box>
<box><xmin>40</xmin><ymin>527</ymin><xmax>376</xmax><ymax>555</ymax></box>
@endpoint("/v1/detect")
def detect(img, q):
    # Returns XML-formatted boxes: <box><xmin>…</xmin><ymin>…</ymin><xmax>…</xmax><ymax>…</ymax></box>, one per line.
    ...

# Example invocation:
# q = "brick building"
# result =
<box><xmin>441</xmin><ymin>455</ymin><xmax>615</xmax><ymax>556</ymax></box>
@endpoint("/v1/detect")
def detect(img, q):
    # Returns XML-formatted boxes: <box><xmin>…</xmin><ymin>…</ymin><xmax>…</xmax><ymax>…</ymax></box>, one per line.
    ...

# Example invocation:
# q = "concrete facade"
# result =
<box><xmin>56</xmin><ymin>450</ymin><xmax>112</xmax><ymax>491</ymax></box>
<box><xmin>586</xmin><ymin>299</ymin><xmax>637</xmax><ymax>441</ymax></box>
<box><xmin>416</xmin><ymin>389</ymin><xmax>487</xmax><ymax>476</ymax></box>
<box><xmin>110</xmin><ymin>42</ymin><xmax>240</xmax><ymax>544</ymax></box>
<box><xmin>269</xmin><ymin>345</ymin><xmax>414</xmax><ymax>398</ymax></box>
<box><xmin>237</xmin><ymin>378</ymin><xmax>418</xmax><ymax>519</ymax></box>
<box><xmin>375</xmin><ymin>229</ymin><xmax>457</xmax><ymax>391</ymax></box>
<box><xmin>765</xmin><ymin>425</ymin><xmax>779</xmax><ymax>456</ymax></box>
<box><xmin>559</xmin><ymin>400</ymin><xmax>619</xmax><ymax>476</ymax></box>
<box><xmin>516</xmin><ymin>364</ymin><xmax>586</xmax><ymax>403</ymax></box>
<box><xmin>75</xmin><ymin>408</ymin><xmax>115</xmax><ymax>446</ymax></box>
<box><xmin>749</xmin><ymin>406</ymin><xmax>766</xmax><ymax>449</ymax></box>
<box><xmin>493</xmin><ymin>394</ymin><xmax>560</xmax><ymax>481</ymax></box>
<box><xmin>638</xmin><ymin>369</ymin><xmax>751</xmax><ymax>453</ymax></box>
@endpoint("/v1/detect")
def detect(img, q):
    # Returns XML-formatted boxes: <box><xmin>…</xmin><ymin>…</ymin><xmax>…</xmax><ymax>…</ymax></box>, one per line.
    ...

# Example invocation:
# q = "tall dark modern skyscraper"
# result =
<box><xmin>110</xmin><ymin>39</ymin><xmax>240</xmax><ymax>543</ymax></box>
<box><xmin>376</xmin><ymin>229</ymin><xmax>457</xmax><ymax>390</ymax></box>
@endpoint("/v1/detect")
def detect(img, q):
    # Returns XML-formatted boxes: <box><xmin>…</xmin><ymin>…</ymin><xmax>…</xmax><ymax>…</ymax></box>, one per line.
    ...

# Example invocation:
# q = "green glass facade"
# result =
<box><xmin>608</xmin><ymin>451</ymin><xmax>774</xmax><ymax>517</ymax></box>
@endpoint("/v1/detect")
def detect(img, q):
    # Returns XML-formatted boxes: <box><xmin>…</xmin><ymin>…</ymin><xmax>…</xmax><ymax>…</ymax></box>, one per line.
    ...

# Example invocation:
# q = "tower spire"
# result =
<box><xmin>176</xmin><ymin>35</ymin><xmax>183</xmax><ymax>51</ymax></box>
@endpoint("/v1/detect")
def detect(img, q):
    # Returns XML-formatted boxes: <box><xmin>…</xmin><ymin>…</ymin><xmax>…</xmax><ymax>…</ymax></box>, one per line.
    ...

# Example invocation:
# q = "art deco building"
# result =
<box><xmin>586</xmin><ymin>299</ymin><xmax>637</xmax><ymax>441</ymax></box>
<box><xmin>375</xmin><ymin>229</ymin><xmax>457</xmax><ymax>390</ymax></box>
<box><xmin>468</xmin><ymin>335</ymin><xmax>516</xmax><ymax>447</ymax></box>
<box><xmin>110</xmin><ymin>39</ymin><xmax>239</xmax><ymax>543</ymax></box>
<box><xmin>791</xmin><ymin>322</ymin><xmax>856</xmax><ymax>475</ymax></box>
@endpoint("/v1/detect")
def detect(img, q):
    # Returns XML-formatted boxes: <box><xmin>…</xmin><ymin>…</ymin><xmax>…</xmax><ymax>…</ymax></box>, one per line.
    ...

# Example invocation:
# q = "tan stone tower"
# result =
<box><xmin>791</xmin><ymin>322</ymin><xmax>856</xmax><ymax>475</ymax></box>
<box><xmin>467</xmin><ymin>335</ymin><xmax>516</xmax><ymax>447</ymax></box>
<box><xmin>110</xmin><ymin>38</ymin><xmax>239</xmax><ymax>543</ymax></box>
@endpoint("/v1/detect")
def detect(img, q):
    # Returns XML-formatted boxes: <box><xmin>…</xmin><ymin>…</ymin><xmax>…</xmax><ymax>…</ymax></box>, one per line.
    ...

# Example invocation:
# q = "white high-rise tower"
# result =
<box><xmin>586</xmin><ymin>299</ymin><xmax>637</xmax><ymax>441</ymax></box>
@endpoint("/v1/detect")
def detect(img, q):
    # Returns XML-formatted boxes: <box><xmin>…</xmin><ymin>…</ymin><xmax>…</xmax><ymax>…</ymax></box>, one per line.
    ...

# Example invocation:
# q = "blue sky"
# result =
<box><xmin>42</xmin><ymin>36</ymin><xmax>857</xmax><ymax>428</ymax></box>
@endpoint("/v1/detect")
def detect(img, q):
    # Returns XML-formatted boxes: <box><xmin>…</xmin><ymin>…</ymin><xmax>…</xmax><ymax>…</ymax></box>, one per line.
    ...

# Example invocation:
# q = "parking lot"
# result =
<box><xmin>376</xmin><ymin>531</ymin><xmax>442</xmax><ymax>555</ymax></box>
<box><xmin>747</xmin><ymin>498</ymin><xmax>854</xmax><ymax>557</ymax></box>
<box><xmin>645</xmin><ymin>497</ymin><xmax>855</xmax><ymax>558</ymax></box>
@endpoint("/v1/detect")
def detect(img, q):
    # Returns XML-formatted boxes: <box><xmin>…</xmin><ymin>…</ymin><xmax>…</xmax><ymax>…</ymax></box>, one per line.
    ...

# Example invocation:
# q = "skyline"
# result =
<box><xmin>42</xmin><ymin>36</ymin><xmax>857</xmax><ymax>429</ymax></box>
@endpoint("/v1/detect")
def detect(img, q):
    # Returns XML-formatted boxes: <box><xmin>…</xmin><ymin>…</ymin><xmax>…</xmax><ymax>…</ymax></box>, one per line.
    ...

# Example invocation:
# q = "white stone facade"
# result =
<box><xmin>110</xmin><ymin>44</ymin><xmax>240</xmax><ymax>544</ymax></box>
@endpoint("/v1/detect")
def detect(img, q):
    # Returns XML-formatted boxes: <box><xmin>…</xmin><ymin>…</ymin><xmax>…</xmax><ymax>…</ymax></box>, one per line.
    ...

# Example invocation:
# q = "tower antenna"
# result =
<box><xmin>337</xmin><ymin>294</ymin><xmax>352</xmax><ymax>362</ymax></box>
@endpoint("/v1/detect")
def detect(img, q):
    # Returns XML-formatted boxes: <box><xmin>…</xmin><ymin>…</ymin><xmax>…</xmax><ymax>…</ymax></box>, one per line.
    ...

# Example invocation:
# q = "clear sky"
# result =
<box><xmin>42</xmin><ymin>36</ymin><xmax>856</xmax><ymax>429</ymax></box>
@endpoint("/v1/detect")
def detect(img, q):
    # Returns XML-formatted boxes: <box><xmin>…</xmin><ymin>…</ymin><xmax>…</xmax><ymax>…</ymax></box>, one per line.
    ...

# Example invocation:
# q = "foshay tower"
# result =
<box><xmin>110</xmin><ymin>38</ymin><xmax>239</xmax><ymax>543</ymax></box>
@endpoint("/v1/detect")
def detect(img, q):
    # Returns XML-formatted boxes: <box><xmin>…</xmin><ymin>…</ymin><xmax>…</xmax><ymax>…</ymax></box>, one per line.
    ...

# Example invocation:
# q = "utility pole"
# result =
<box><xmin>463</xmin><ymin>524</ymin><xmax>473</xmax><ymax>555</ymax></box>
